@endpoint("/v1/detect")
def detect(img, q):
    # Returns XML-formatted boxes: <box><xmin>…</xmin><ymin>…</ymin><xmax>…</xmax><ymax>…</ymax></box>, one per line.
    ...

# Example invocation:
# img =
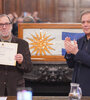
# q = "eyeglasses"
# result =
<box><xmin>0</xmin><ymin>23</ymin><xmax>11</xmax><ymax>27</ymax></box>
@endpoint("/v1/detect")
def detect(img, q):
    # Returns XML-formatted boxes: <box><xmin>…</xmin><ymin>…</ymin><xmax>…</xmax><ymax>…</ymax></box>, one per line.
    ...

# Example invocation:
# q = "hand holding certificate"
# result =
<box><xmin>0</xmin><ymin>42</ymin><xmax>18</xmax><ymax>66</ymax></box>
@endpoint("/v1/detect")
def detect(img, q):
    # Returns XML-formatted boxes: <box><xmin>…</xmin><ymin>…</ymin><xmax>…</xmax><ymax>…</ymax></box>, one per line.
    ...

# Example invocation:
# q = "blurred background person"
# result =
<box><xmin>20</xmin><ymin>11</ymin><xmax>32</xmax><ymax>18</ymax></box>
<box><xmin>12</xmin><ymin>17</ymin><xmax>23</xmax><ymax>37</ymax></box>
<box><xmin>23</xmin><ymin>16</ymin><xmax>35</xmax><ymax>23</ymax></box>
<box><xmin>32</xmin><ymin>11</ymin><xmax>42</xmax><ymax>23</ymax></box>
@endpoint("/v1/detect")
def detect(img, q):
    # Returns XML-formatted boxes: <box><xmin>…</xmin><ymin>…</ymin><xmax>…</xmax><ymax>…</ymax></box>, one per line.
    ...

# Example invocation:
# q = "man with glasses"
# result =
<box><xmin>0</xmin><ymin>14</ymin><xmax>32</xmax><ymax>96</ymax></box>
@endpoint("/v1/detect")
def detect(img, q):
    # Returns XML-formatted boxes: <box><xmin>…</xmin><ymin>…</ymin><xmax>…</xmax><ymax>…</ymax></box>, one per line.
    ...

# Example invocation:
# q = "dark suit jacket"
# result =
<box><xmin>0</xmin><ymin>35</ymin><xmax>32</xmax><ymax>96</ymax></box>
<box><xmin>65</xmin><ymin>35</ymin><xmax>90</xmax><ymax>96</ymax></box>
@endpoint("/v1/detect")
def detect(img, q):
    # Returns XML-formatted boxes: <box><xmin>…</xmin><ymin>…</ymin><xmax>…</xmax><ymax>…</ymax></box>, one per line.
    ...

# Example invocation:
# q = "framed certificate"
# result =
<box><xmin>18</xmin><ymin>23</ymin><xmax>83</xmax><ymax>62</ymax></box>
<box><xmin>0</xmin><ymin>42</ymin><xmax>18</xmax><ymax>66</ymax></box>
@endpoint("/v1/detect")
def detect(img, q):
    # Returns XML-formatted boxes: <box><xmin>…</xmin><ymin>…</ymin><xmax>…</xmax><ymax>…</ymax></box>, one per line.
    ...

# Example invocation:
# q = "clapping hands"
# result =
<box><xmin>64</xmin><ymin>37</ymin><xmax>79</xmax><ymax>55</ymax></box>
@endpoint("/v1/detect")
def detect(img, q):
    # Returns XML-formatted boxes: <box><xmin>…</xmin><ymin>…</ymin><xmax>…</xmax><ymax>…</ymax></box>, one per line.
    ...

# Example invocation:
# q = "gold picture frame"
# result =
<box><xmin>18</xmin><ymin>23</ymin><xmax>82</xmax><ymax>61</ymax></box>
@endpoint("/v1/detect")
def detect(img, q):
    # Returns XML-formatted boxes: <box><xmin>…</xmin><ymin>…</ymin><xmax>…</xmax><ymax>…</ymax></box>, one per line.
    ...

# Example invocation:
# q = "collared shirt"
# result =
<box><xmin>0</xmin><ymin>35</ymin><xmax>12</xmax><ymax>43</ymax></box>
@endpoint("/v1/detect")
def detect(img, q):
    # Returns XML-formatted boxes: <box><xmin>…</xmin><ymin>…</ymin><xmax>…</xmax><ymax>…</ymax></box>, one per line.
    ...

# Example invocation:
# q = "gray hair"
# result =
<box><xmin>80</xmin><ymin>10</ymin><xmax>90</xmax><ymax>20</ymax></box>
<box><xmin>0</xmin><ymin>14</ymin><xmax>12</xmax><ymax>23</ymax></box>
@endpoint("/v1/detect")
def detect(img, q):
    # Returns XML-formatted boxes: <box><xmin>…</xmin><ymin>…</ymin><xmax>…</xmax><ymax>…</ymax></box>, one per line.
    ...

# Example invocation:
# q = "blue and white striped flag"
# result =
<box><xmin>62</xmin><ymin>32</ymin><xmax>85</xmax><ymax>56</ymax></box>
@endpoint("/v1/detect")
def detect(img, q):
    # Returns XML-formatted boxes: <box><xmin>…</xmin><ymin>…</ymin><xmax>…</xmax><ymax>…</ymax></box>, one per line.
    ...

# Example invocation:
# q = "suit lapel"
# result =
<box><xmin>78</xmin><ymin>36</ymin><xmax>85</xmax><ymax>50</ymax></box>
<box><xmin>87</xmin><ymin>40</ymin><xmax>90</xmax><ymax>53</ymax></box>
<box><xmin>11</xmin><ymin>35</ymin><xmax>17</xmax><ymax>43</ymax></box>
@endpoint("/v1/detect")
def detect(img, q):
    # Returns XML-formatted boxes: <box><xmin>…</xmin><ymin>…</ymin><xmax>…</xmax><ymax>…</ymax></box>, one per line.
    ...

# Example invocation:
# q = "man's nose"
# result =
<box><xmin>2</xmin><ymin>25</ymin><xmax>6</xmax><ymax>28</ymax></box>
<box><xmin>84</xmin><ymin>22</ymin><xmax>88</xmax><ymax>26</ymax></box>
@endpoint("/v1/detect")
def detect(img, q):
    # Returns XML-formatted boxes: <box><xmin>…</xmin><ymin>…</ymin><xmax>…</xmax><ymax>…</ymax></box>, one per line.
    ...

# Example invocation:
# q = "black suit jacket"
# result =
<box><xmin>65</xmin><ymin>35</ymin><xmax>90</xmax><ymax>96</ymax></box>
<box><xmin>0</xmin><ymin>36</ymin><xmax>32</xmax><ymax>96</ymax></box>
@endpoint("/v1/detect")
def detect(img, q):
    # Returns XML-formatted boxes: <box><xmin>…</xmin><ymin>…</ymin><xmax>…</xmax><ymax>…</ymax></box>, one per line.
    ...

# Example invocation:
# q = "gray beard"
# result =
<box><xmin>0</xmin><ymin>29</ymin><xmax>12</xmax><ymax>38</ymax></box>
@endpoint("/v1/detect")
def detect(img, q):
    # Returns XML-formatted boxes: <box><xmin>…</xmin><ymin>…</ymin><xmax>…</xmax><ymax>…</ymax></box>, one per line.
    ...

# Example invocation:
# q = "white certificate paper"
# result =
<box><xmin>0</xmin><ymin>42</ymin><xmax>18</xmax><ymax>66</ymax></box>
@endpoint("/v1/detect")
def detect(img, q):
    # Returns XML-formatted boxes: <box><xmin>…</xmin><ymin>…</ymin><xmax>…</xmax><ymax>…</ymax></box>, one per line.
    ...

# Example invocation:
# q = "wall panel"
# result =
<box><xmin>0</xmin><ymin>0</ymin><xmax>90</xmax><ymax>22</ymax></box>
<box><xmin>0</xmin><ymin>0</ymin><xmax>3</xmax><ymax>14</ymax></box>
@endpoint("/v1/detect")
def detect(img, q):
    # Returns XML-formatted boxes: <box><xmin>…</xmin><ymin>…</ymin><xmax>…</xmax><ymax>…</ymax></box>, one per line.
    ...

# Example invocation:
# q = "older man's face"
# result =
<box><xmin>0</xmin><ymin>16</ymin><xmax>12</xmax><ymax>38</ymax></box>
<box><xmin>81</xmin><ymin>13</ymin><xmax>90</xmax><ymax>37</ymax></box>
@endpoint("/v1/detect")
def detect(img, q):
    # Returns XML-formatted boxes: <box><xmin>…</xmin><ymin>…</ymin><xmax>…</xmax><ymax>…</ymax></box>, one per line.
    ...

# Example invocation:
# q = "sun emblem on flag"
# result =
<box><xmin>27</xmin><ymin>32</ymin><xmax>55</xmax><ymax>55</ymax></box>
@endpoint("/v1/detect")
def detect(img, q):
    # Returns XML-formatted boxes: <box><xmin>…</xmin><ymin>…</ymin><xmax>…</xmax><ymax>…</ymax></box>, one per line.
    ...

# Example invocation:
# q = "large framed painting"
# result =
<box><xmin>18</xmin><ymin>23</ymin><xmax>84</xmax><ymax>61</ymax></box>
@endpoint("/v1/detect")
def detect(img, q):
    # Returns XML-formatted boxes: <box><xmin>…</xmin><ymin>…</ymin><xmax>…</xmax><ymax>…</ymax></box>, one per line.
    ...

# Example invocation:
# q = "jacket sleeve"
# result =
<box><xmin>65</xmin><ymin>53</ymin><xmax>75</xmax><ymax>68</ymax></box>
<box><xmin>16</xmin><ymin>40</ymin><xmax>33</xmax><ymax>73</ymax></box>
